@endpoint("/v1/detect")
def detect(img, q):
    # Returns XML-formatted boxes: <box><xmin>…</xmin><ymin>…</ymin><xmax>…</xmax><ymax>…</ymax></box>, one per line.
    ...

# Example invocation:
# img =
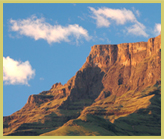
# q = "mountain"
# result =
<box><xmin>3</xmin><ymin>35</ymin><xmax>161</xmax><ymax>136</ymax></box>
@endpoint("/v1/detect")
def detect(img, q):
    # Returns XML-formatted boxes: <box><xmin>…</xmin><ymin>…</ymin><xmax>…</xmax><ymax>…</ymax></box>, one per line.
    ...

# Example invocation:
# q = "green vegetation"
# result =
<box><xmin>4</xmin><ymin>82</ymin><xmax>160</xmax><ymax>136</ymax></box>
<box><xmin>40</xmin><ymin>83</ymin><xmax>161</xmax><ymax>136</ymax></box>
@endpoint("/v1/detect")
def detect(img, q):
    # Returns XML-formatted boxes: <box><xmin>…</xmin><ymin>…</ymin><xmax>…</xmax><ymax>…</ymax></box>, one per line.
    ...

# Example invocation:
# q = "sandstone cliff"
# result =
<box><xmin>3</xmin><ymin>35</ymin><xmax>161</xmax><ymax>136</ymax></box>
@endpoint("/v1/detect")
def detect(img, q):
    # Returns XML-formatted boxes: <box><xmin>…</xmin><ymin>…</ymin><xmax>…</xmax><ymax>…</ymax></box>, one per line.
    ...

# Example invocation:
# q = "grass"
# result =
<box><xmin>4</xmin><ymin>81</ymin><xmax>161</xmax><ymax>136</ymax></box>
<box><xmin>41</xmin><ymin>114</ymin><xmax>116</xmax><ymax>136</ymax></box>
<box><xmin>39</xmin><ymin>82</ymin><xmax>161</xmax><ymax>136</ymax></box>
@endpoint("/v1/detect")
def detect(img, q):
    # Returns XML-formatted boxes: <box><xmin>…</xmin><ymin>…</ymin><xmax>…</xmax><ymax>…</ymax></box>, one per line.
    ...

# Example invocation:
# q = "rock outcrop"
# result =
<box><xmin>3</xmin><ymin>35</ymin><xmax>161</xmax><ymax>136</ymax></box>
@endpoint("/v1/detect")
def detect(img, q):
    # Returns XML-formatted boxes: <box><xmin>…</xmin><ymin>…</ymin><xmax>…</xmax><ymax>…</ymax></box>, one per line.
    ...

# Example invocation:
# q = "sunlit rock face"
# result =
<box><xmin>3</xmin><ymin>35</ymin><xmax>161</xmax><ymax>136</ymax></box>
<box><xmin>83</xmin><ymin>35</ymin><xmax>161</xmax><ymax>97</ymax></box>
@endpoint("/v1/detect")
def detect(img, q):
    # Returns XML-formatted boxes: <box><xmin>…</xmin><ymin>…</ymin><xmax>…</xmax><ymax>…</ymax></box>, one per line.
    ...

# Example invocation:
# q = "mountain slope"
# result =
<box><xmin>42</xmin><ymin>83</ymin><xmax>160</xmax><ymax>136</ymax></box>
<box><xmin>3</xmin><ymin>35</ymin><xmax>161</xmax><ymax>136</ymax></box>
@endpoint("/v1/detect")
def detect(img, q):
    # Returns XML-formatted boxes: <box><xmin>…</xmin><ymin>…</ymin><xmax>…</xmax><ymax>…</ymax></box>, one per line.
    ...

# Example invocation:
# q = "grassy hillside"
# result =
<box><xmin>41</xmin><ymin>83</ymin><xmax>161</xmax><ymax>136</ymax></box>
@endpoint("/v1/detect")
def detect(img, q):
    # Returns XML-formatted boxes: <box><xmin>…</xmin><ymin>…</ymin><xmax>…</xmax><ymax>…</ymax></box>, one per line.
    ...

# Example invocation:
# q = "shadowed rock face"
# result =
<box><xmin>3</xmin><ymin>35</ymin><xmax>161</xmax><ymax>136</ymax></box>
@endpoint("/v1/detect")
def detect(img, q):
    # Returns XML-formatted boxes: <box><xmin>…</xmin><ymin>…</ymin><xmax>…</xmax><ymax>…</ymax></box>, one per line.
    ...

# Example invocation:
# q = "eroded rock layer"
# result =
<box><xmin>3</xmin><ymin>35</ymin><xmax>161</xmax><ymax>136</ymax></box>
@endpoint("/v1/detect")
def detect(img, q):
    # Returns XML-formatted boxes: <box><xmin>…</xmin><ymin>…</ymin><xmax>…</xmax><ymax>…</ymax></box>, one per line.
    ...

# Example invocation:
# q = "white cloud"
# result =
<box><xmin>132</xmin><ymin>7</ymin><xmax>140</xmax><ymax>17</ymax></box>
<box><xmin>89</xmin><ymin>7</ymin><xmax>148</xmax><ymax>37</ymax></box>
<box><xmin>9</xmin><ymin>15</ymin><xmax>91</xmax><ymax>44</ymax></box>
<box><xmin>3</xmin><ymin>56</ymin><xmax>35</xmax><ymax>86</ymax></box>
<box><xmin>95</xmin><ymin>14</ymin><xmax>110</xmax><ymax>27</ymax></box>
<box><xmin>154</xmin><ymin>23</ymin><xmax>161</xmax><ymax>35</ymax></box>
<box><xmin>135</xmin><ymin>10</ymin><xmax>140</xmax><ymax>17</ymax></box>
<box><xmin>89</xmin><ymin>7</ymin><xmax>136</xmax><ymax>27</ymax></box>
<box><xmin>126</xmin><ymin>22</ymin><xmax>149</xmax><ymax>37</ymax></box>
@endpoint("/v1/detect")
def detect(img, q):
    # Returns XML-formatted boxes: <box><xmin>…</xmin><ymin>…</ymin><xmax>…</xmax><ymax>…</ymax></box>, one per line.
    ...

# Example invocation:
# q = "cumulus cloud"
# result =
<box><xmin>126</xmin><ymin>21</ymin><xmax>148</xmax><ymax>37</ymax></box>
<box><xmin>3</xmin><ymin>56</ymin><xmax>35</xmax><ymax>86</ymax></box>
<box><xmin>154</xmin><ymin>23</ymin><xmax>161</xmax><ymax>35</ymax></box>
<box><xmin>9</xmin><ymin>15</ymin><xmax>91</xmax><ymax>44</ymax></box>
<box><xmin>89</xmin><ymin>7</ymin><xmax>148</xmax><ymax>37</ymax></box>
<box><xmin>89</xmin><ymin>7</ymin><xmax>136</xmax><ymax>27</ymax></box>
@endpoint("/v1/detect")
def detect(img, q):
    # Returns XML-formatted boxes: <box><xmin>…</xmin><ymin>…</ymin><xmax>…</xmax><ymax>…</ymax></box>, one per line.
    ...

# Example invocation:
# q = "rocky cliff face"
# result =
<box><xmin>3</xmin><ymin>35</ymin><xmax>161</xmax><ymax>136</ymax></box>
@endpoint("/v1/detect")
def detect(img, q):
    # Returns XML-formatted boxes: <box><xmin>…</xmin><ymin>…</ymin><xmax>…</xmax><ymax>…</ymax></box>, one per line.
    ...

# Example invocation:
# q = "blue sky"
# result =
<box><xmin>3</xmin><ymin>3</ymin><xmax>161</xmax><ymax>116</ymax></box>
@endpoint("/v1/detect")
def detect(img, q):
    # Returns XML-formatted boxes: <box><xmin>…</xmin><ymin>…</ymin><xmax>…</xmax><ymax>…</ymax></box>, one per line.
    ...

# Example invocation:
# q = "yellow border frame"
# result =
<box><xmin>0</xmin><ymin>1</ymin><xmax>163</xmax><ymax>139</ymax></box>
